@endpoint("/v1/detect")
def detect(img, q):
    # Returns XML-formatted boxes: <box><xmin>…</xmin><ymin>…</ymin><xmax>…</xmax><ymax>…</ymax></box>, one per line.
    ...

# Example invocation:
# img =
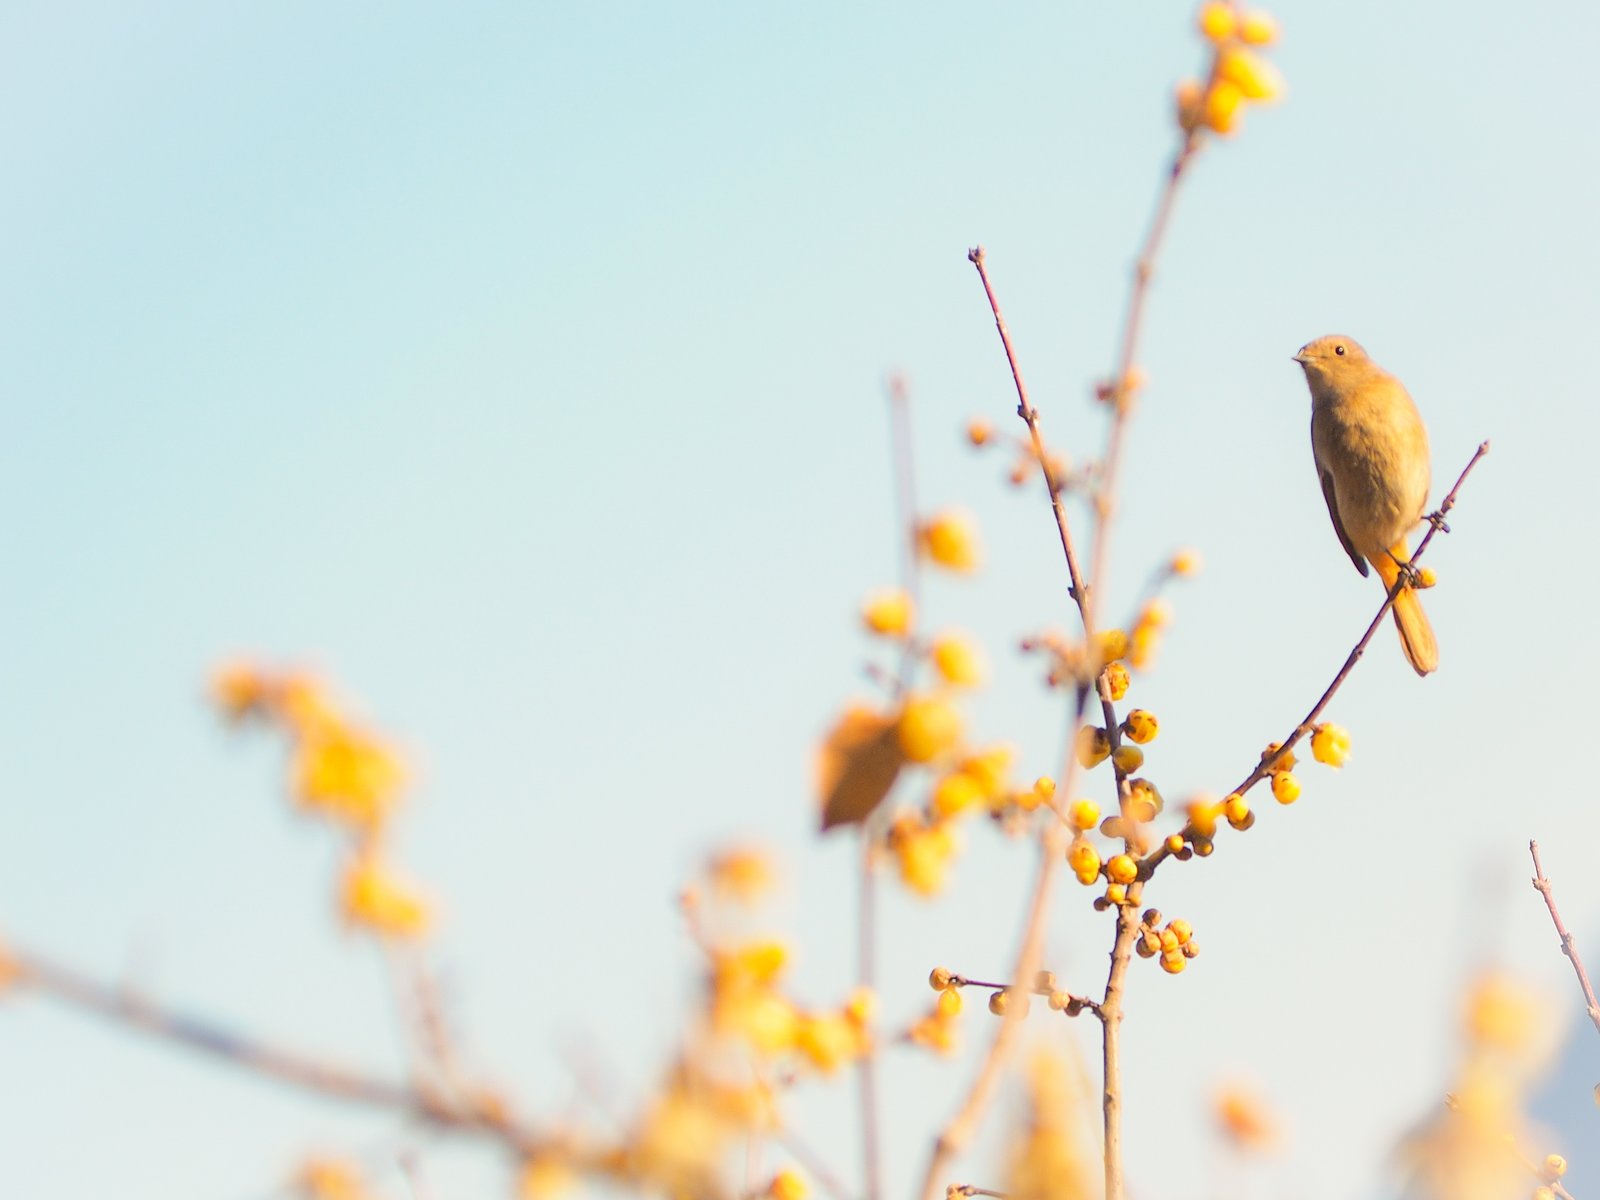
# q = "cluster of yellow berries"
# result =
<box><xmin>909</xmin><ymin>966</ymin><xmax>970</xmax><ymax>1054</ymax></box>
<box><xmin>210</xmin><ymin>664</ymin><xmax>430</xmax><ymax>939</ymax></box>
<box><xmin>1176</xmin><ymin>2</ymin><xmax>1285</xmax><ymax>137</ymax></box>
<box><xmin>1531</xmin><ymin>1155</ymin><xmax>1568</xmax><ymax>1200</ymax></box>
<box><xmin>918</xmin><ymin>968</ymin><xmax>1094</xmax><ymax>1044</ymax></box>
<box><xmin>1134</xmin><ymin>908</ymin><xmax>1198</xmax><ymax>975</ymax></box>
<box><xmin>704</xmin><ymin>938</ymin><xmax>873</xmax><ymax>1074</ymax></box>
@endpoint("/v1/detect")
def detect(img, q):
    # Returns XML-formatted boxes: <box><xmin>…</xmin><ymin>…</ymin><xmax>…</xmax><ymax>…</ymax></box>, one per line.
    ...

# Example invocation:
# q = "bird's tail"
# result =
<box><xmin>1373</xmin><ymin>541</ymin><xmax>1438</xmax><ymax>676</ymax></box>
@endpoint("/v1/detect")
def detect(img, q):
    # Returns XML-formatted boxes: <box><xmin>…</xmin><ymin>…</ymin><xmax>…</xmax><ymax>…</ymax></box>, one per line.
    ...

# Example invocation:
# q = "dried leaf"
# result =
<box><xmin>816</xmin><ymin>706</ymin><xmax>904</xmax><ymax>831</ymax></box>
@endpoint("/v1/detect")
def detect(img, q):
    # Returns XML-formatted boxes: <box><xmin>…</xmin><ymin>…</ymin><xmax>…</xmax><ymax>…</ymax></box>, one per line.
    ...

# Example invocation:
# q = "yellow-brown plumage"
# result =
<box><xmin>1294</xmin><ymin>334</ymin><xmax>1437</xmax><ymax>675</ymax></box>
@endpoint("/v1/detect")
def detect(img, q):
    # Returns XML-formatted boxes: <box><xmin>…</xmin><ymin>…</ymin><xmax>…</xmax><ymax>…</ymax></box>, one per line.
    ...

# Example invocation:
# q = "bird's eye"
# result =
<box><xmin>1334</xmin><ymin>344</ymin><xmax>1346</xmax><ymax>356</ymax></box>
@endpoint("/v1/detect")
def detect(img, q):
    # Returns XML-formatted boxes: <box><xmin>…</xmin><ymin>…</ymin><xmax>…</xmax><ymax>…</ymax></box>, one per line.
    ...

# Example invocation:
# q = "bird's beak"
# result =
<box><xmin>1291</xmin><ymin>351</ymin><xmax>1309</xmax><ymax>365</ymax></box>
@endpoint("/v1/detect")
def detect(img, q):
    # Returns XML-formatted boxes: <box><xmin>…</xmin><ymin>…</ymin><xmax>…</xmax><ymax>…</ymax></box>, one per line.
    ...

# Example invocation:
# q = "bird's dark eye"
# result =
<box><xmin>1334</xmin><ymin>344</ymin><xmax>1346</xmax><ymax>356</ymax></box>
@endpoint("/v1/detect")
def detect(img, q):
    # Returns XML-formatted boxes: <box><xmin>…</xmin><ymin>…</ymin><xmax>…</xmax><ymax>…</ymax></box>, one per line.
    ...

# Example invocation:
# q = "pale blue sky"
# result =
<box><xmin>3</xmin><ymin>2</ymin><xmax>1597</xmax><ymax>1197</ymax></box>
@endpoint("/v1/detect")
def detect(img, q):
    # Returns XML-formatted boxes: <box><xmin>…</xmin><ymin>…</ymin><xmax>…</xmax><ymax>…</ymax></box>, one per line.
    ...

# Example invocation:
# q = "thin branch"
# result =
<box><xmin>1097</xmin><ymin>908</ymin><xmax>1140</xmax><ymax>1200</ymax></box>
<box><xmin>913</xmin><ymin>821</ymin><xmax>1071</xmax><ymax>1200</ymax></box>
<box><xmin>1142</xmin><ymin>440</ymin><xmax>1491</xmax><ymax>876</ymax></box>
<box><xmin>5</xmin><ymin>943</ymin><xmax>523</xmax><ymax>1144</ymax></box>
<box><xmin>1529</xmin><ymin>840</ymin><xmax>1600</xmax><ymax>1037</ymax></box>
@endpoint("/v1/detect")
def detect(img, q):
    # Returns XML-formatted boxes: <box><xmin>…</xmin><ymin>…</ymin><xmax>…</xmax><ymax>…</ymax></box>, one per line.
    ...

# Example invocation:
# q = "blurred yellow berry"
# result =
<box><xmin>1102</xmin><ymin>660</ymin><xmax>1130</xmax><ymax>701</ymax></box>
<box><xmin>520</xmin><ymin>1152</ymin><xmax>572</xmax><ymax>1200</ymax></box>
<box><xmin>909</xmin><ymin>1012</ymin><xmax>958</xmax><ymax>1055</ymax></box>
<box><xmin>1217</xmin><ymin>47</ymin><xmax>1286</xmax><ymax>101</ymax></box>
<box><xmin>298</xmin><ymin>1158</ymin><xmax>366</xmax><ymax>1200</ymax></box>
<box><xmin>931</xmin><ymin>634</ymin><xmax>985</xmax><ymax>687</ymax></box>
<box><xmin>1068</xmin><ymin>799</ymin><xmax>1100</xmax><ymax>831</ymax></box>
<box><xmin>1543</xmin><ymin>1155</ymin><xmax>1568</xmax><ymax>1179</ymax></box>
<box><xmin>707</xmin><ymin>846</ymin><xmax>775</xmax><ymax>903</ymax></box>
<box><xmin>897</xmin><ymin>695</ymin><xmax>962</xmax><ymax>763</ymax></box>
<box><xmin>768</xmin><ymin>1170</ymin><xmax>807</xmax><ymax>1200</ymax></box>
<box><xmin>293</xmin><ymin>729</ymin><xmax>406</xmax><ymax>833</ymax></box>
<box><xmin>1239</xmin><ymin>9</ymin><xmax>1280</xmax><ymax>44</ymax></box>
<box><xmin>1128</xmin><ymin>779</ymin><xmax>1163</xmax><ymax>822</ymax></box>
<box><xmin>937</xmin><ymin>987</ymin><xmax>962</xmax><ymax>1018</ymax></box>
<box><xmin>861</xmin><ymin>589</ymin><xmax>915</xmax><ymax>637</ymax></box>
<box><xmin>1186</xmin><ymin>797</ymin><xmax>1221</xmax><ymax>838</ymax></box>
<box><xmin>966</xmin><ymin>419</ymin><xmax>993</xmax><ymax>447</ymax></box>
<box><xmin>1170</xmin><ymin>549</ymin><xmax>1202</xmax><ymax>576</ymax></box>
<box><xmin>893</xmin><ymin>818</ymin><xmax>959</xmax><ymax>896</ymax></box>
<box><xmin>1416</xmin><ymin>567</ymin><xmax>1437</xmax><ymax>589</ymax></box>
<box><xmin>919</xmin><ymin>511</ymin><xmax>981</xmax><ymax>573</ymax></box>
<box><xmin>1310</xmin><ymin>723</ymin><xmax>1351</xmax><ymax>768</ymax></box>
<box><xmin>795</xmin><ymin>1013</ymin><xmax>861</xmax><ymax>1073</ymax></box>
<box><xmin>1160</xmin><ymin>952</ymin><xmax>1186</xmax><ymax>975</ymax></box>
<box><xmin>1271</xmin><ymin>772</ymin><xmax>1300</xmax><ymax>805</ymax></box>
<box><xmin>1034</xmin><ymin>775</ymin><xmax>1056</xmax><ymax>798</ymax></box>
<box><xmin>1096</xmin><ymin>630</ymin><xmax>1130</xmax><ymax>662</ymax></box>
<box><xmin>1075</xmin><ymin>726</ymin><xmax>1111</xmax><ymax>769</ymax></box>
<box><xmin>1122</xmin><ymin>710</ymin><xmax>1159</xmax><ymax>744</ymax></box>
<box><xmin>845</xmin><ymin>986</ymin><xmax>877</xmax><ymax>1026</ymax></box>
<box><xmin>932</xmin><ymin>770</ymin><xmax>985</xmax><ymax>819</ymax></box>
<box><xmin>1112</xmin><ymin>744</ymin><xmax>1144</xmax><ymax>774</ymax></box>
<box><xmin>210</xmin><ymin>662</ymin><xmax>272</xmax><ymax>721</ymax></box>
<box><xmin>1197</xmin><ymin>1</ymin><xmax>1237</xmax><ymax>42</ymax></box>
<box><xmin>1203</xmin><ymin>79</ymin><xmax>1245</xmax><ymax>135</ymax></box>
<box><xmin>1215</xmin><ymin>1084</ymin><xmax>1278</xmax><ymax>1150</ymax></box>
<box><xmin>1067</xmin><ymin>840</ymin><xmax>1101</xmax><ymax>884</ymax></box>
<box><xmin>1104</xmin><ymin>883</ymin><xmax>1127</xmax><ymax>905</ymax></box>
<box><xmin>341</xmin><ymin>855</ymin><xmax>431</xmax><ymax>939</ymax></box>
<box><xmin>1533</xmin><ymin>1189</ymin><xmax>1555</xmax><ymax>1200</ymax></box>
<box><xmin>1106</xmin><ymin>854</ymin><xmax>1138</xmax><ymax>885</ymax></box>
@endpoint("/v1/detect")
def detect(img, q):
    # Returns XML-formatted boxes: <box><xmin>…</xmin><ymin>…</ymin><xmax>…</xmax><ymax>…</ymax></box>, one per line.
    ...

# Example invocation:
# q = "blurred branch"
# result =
<box><xmin>4</xmin><ymin>942</ymin><xmax>524</xmax><ymax>1145</ymax></box>
<box><xmin>1529</xmin><ymin>840</ymin><xmax>1600</xmax><ymax>1038</ymax></box>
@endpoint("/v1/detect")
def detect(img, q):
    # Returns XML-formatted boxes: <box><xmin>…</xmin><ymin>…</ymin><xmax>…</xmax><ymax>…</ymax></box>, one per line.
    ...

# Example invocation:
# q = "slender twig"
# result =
<box><xmin>937</xmin><ymin>974</ymin><xmax>1102</xmax><ymax>1019</ymax></box>
<box><xmin>1529</xmin><ymin>840</ymin><xmax>1600</xmax><ymax>1037</ymax></box>
<box><xmin>857</xmin><ymin>832</ymin><xmax>883</xmax><ymax>1200</ymax></box>
<box><xmin>4</xmin><ymin>944</ymin><xmax>523</xmax><ymax>1142</ymax></box>
<box><xmin>949</xmin><ymin>1187</ymin><xmax>1010</xmax><ymax>1199</ymax></box>
<box><xmin>1097</xmin><ymin>908</ymin><xmax>1140</xmax><ymax>1200</ymax></box>
<box><xmin>913</xmin><ymin>822</ymin><xmax>1071</xmax><ymax>1200</ymax></box>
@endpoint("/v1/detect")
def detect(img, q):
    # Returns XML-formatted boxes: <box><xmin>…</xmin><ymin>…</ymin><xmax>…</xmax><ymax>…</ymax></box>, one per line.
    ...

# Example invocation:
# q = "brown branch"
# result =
<box><xmin>1097</xmin><ymin>908</ymin><xmax>1140</xmax><ymax>1200</ymax></box>
<box><xmin>1142</xmin><ymin>440</ymin><xmax>1491</xmax><ymax>876</ymax></box>
<box><xmin>5</xmin><ymin>943</ymin><xmax>524</xmax><ymax>1144</ymax></box>
<box><xmin>1529</xmin><ymin>840</ymin><xmax>1600</xmax><ymax>1037</ymax></box>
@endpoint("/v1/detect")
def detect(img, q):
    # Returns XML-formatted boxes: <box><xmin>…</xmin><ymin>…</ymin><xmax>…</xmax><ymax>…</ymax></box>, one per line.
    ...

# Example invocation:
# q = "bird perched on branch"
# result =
<box><xmin>1294</xmin><ymin>335</ymin><xmax>1437</xmax><ymax>676</ymax></box>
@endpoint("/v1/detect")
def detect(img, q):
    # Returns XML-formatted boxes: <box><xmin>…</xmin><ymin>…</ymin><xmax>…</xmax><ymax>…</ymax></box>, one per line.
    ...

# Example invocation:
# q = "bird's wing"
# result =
<box><xmin>1319</xmin><ymin>468</ymin><xmax>1369</xmax><ymax>576</ymax></box>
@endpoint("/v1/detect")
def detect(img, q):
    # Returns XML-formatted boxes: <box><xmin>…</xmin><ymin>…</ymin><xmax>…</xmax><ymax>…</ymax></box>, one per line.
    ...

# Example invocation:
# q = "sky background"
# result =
<box><xmin>3</xmin><ymin>1</ymin><xmax>1598</xmax><ymax>1197</ymax></box>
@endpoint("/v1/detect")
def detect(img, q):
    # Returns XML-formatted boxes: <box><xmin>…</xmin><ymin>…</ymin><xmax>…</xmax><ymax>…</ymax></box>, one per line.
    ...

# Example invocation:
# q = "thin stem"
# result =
<box><xmin>1098</xmin><ymin>908</ymin><xmax>1140</xmax><ymax>1200</ymax></box>
<box><xmin>858</xmin><ymin>833</ymin><xmax>883</xmax><ymax>1200</ymax></box>
<box><xmin>1529</xmin><ymin>840</ymin><xmax>1600</xmax><ymax>1037</ymax></box>
<box><xmin>5</xmin><ymin>943</ymin><xmax>519</xmax><ymax>1141</ymax></box>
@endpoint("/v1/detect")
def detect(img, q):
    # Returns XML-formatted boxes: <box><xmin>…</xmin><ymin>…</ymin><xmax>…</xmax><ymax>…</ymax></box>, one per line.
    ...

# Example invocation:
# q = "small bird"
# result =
<box><xmin>1293</xmin><ymin>335</ymin><xmax>1437</xmax><ymax>675</ymax></box>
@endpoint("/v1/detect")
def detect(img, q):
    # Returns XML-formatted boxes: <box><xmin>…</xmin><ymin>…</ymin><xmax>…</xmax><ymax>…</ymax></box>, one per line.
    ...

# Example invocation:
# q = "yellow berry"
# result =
<box><xmin>1239</xmin><ymin>9</ymin><xmax>1279</xmax><ymax>44</ymax></box>
<box><xmin>1047</xmin><ymin>990</ymin><xmax>1070</xmax><ymax>1010</ymax></box>
<box><xmin>1075</xmin><ymin>726</ymin><xmax>1112</xmax><ymax>769</ymax></box>
<box><xmin>1165</xmin><ymin>833</ymin><xmax>1185</xmax><ymax>854</ymax></box>
<box><xmin>1223</xmin><ymin>794</ymin><xmax>1250</xmax><ymax>827</ymax></box>
<box><xmin>1186</xmin><ymin>798</ymin><xmax>1221</xmax><ymax>838</ymax></box>
<box><xmin>1543</xmin><ymin>1154</ymin><xmax>1568</xmax><ymax>1179</ymax></box>
<box><xmin>1112</xmin><ymin>744</ymin><xmax>1144</xmax><ymax>774</ymax></box>
<box><xmin>1160</xmin><ymin>952</ymin><xmax>1186</xmax><ymax>974</ymax></box>
<box><xmin>1217</xmin><ymin>47</ymin><xmax>1286</xmax><ymax>102</ymax></box>
<box><xmin>966</xmin><ymin>419</ymin><xmax>993</xmax><ymax>446</ymax></box>
<box><xmin>1067</xmin><ymin>839</ymin><xmax>1101</xmax><ymax>878</ymax></box>
<box><xmin>929</xmin><ymin>966</ymin><xmax>953</xmax><ymax>990</ymax></box>
<box><xmin>1096</xmin><ymin>629</ymin><xmax>1130</xmax><ymax>662</ymax></box>
<box><xmin>1074</xmin><ymin>866</ymin><xmax>1101</xmax><ymax>886</ymax></box>
<box><xmin>937</xmin><ymin>987</ymin><xmax>962</xmax><ymax>1018</ymax></box>
<box><xmin>1197</xmin><ymin>1</ymin><xmax>1236</xmax><ymax>42</ymax></box>
<box><xmin>988</xmin><ymin>989</ymin><xmax>1008</xmax><ymax>1016</ymax></box>
<box><xmin>931</xmin><ymin>634</ymin><xmax>985</xmax><ymax>687</ymax></box>
<box><xmin>919</xmin><ymin>511</ymin><xmax>981</xmax><ymax>573</ymax></box>
<box><xmin>897</xmin><ymin>695</ymin><xmax>962</xmax><ymax>763</ymax></box>
<box><xmin>1261</xmin><ymin>742</ymin><xmax>1297</xmax><ymax>771</ymax></box>
<box><xmin>1533</xmin><ymin>1189</ymin><xmax>1555</xmax><ymax>1200</ymax></box>
<box><xmin>932</xmin><ymin>771</ymin><xmax>985</xmax><ymax>818</ymax></box>
<box><xmin>1159</xmin><ymin>929</ymin><xmax>1180</xmax><ymax>954</ymax></box>
<box><xmin>769</xmin><ymin>1170</ymin><xmax>807</xmax><ymax>1200</ymax></box>
<box><xmin>1068</xmin><ymin>799</ymin><xmax>1100</xmax><ymax>831</ymax></box>
<box><xmin>861</xmin><ymin>588</ymin><xmax>914</xmax><ymax>637</ymax></box>
<box><xmin>1310</xmin><ymin>723</ymin><xmax>1351</xmax><ymax>768</ymax></box>
<box><xmin>1168</xmin><ymin>919</ymin><xmax>1193</xmax><ymax>946</ymax></box>
<box><xmin>1271</xmin><ymin>772</ymin><xmax>1300</xmax><ymax>804</ymax></box>
<box><xmin>1170</xmin><ymin>549</ymin><xmax>1202</xmax><ymax>576</ymax></box>
<box><xmin>1034</xmin><ymin>775</ymin><xmax>1056</xmax><ymax>798</ymax></box>
<box><xmin>1102</xmin><ymin>660</ymin><xmax>1130</xmax><ymax>701</ymax></box>
<box><xmin>1122</xmin><ymin>710</ymin><xmax>1159</xmax><ymax>744</ymax></box>
<box><xmin>1105</xmin><ymin>882</ymin><xmax>1128</xmax><ymax>905</ymax></box>
<box><xmin>1203</xmin><ymin>79</ymin><xmax>1245</xmax><ymax>135</ymax></box>
<box><xmin>1107</xmin><ymin>854</ymin><xmax>1138</xmax><ymax>885</ymax></box>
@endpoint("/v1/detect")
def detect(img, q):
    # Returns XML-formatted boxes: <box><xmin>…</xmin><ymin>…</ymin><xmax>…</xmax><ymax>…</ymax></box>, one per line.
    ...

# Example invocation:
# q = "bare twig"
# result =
<box><xmin>4</xmin><ymin>944</ymin><xmax>525</xmax><ymax>1144</ymax></box>
<box><xmin>1097</xmin><ymin>908</ymin><xmax>1140</xmax><ymax>1200</ymax></box>
<box><xmin>949</xmin><ymin>1187</ymin><xmax>1010</xmax><ymax>1199</ymax></box>
<box><xmin>1529</xmin><ymin>840</ymin><xmax>1600</xmax><ymax>1037</ymax></box>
